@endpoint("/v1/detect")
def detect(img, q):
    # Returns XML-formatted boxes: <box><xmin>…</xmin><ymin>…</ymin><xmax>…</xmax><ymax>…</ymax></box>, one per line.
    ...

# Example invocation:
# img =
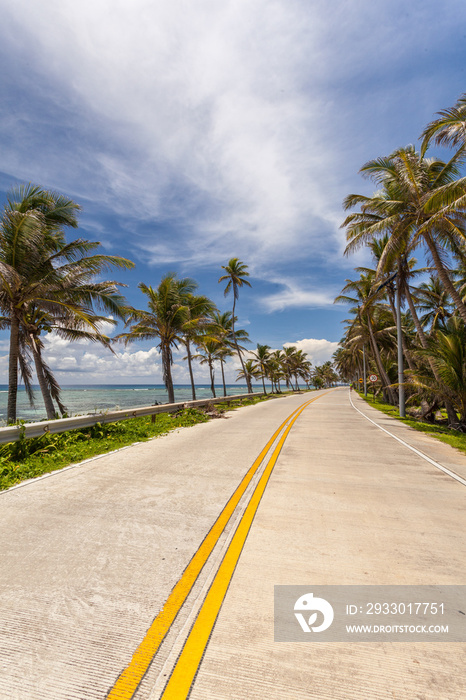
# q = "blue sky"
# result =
<box><xmin>1</xmin><ymin>0</ymin><xmax>465</xmax><ymax>384</ymax></box>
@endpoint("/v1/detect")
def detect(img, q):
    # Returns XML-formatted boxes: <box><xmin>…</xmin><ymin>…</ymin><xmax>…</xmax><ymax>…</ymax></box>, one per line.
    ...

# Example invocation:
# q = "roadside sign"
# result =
<box><xmin>358</xmin><ymin>378</ymin><xmax>363</xmax><ymax>383</ymax></box>
<box><xmin>369</xmin><ymin>374</ymin><xmax>378</xmax><ymax>383</ymax></box>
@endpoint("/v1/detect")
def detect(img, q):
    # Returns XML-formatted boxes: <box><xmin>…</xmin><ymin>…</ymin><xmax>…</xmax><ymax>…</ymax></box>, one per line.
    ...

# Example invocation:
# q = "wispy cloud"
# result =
<box><xmin>0</xmin><ymin>0</ymin><xmax>373</xmax><ymax>272</ymax></box>
<box><xmin>1</xmin><ymin>0</ymin><xmax>465</xmax><ymax>342</ymax></box>
<box><xmin>260</xmin><ymin>280</ymin><xmax>337</xmax><ymax>312</ymax></box>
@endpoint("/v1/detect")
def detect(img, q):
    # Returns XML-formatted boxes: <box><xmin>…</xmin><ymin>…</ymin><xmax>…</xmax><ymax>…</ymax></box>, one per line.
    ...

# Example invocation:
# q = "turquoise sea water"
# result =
<box><xmin>0</xmin><ymin>384</ymin><xmax>267</xmax><ymax>423</ymax></box>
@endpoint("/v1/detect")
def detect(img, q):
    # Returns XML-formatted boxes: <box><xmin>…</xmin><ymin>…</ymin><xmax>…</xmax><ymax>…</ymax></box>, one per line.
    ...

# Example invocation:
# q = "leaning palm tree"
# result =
<box><xmin>120</xmin><ymin>274</ymin><xmax>197</xmax><ymax>404</ymax></box>
<box><xmin>421</xmin><ymin>93</ymin><xmax>466</xmax><ymax>158</ymax></box>
<box><xmin>0</xmin><ymin>184</ymin><xmax>134</xmax><ymax>422</ymax></box>
<box><xmin>236</xmin><ymin>359</ymin><xmax>259</xmax><ymax>391</ymax></box>
<box><xmin>218</xmin><ymin>258</ymin><xmax>252</xmax><ymax>392</ymax></box>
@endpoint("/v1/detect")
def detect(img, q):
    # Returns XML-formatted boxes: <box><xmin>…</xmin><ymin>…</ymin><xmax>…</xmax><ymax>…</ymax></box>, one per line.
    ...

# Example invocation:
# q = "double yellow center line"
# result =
<box><xmin>108</xmin><ymin>392</ymin><xmax>328</xmax><ymax>699</ymax></box>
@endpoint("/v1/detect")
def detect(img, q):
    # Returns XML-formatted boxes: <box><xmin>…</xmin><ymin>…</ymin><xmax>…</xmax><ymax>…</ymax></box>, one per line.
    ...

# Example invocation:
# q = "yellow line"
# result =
<box><xmin>160</xmin><ymin>393</ymin><xmax>326</xmax><ymax>699</ymax></box>
<box><xmin>107</xmin><ymin>393</ymin><xmax>325</xmax><ymax>699</ymax></box>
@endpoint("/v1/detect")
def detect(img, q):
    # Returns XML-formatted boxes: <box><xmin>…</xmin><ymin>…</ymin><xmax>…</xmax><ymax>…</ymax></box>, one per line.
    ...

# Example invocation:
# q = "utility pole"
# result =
<box><xmin>396</xmin><ymin>272</ymin><xmax>405</xmax><ymax>417</ymax></box>
<box><xmin>363</xmin><ymin>344</ymin><xmax>367</xmax><ymax>396</ymax></box>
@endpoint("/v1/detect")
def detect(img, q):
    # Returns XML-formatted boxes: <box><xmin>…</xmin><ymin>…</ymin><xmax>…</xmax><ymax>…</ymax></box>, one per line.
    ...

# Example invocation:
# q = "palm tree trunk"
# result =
<box><xmin>220</xmin><ymin>359</ymin><xmax>227</xmax><ymax>396</ymax></box>
<box><xmin>162</xmin><ymin>343</ymin><xmax>175</xmax><ymax>404</ymax></box>
<box><xmin>208</xmin><ymin>358</ymin><xmax>216</xmax><ymax>398</ymax></box>
<box><xmin>231</xmin><ymin>297</ymin><xmax>251</xmax><ymax>393</ymax></box>
<box><xmin>424</xmin><ymin>233</ymin><xmax>466</xmax><ymax>324</ymax></box>
<box><xmin>261</xmin><ymin>371</ymin><xmax>267</xmax><ymax>395</ymax></box>
<box><xmin>367</xmin><ymin>315</ymin><xmax>397</xmax><ymax>404</ymax></box>
<box><xmin>185</xmin><ymin>339</ymin><xmax>196</xmax><ymax>400</ymax></box>
<box><xmin>30</xmin><ymin>335</ymin><xmax>55</xmax><ymax>420</ymax></box>
<box><xmin>7</xmin><ymin>315</ymin><xmax>20</xmax><ymax>424</ymax></box>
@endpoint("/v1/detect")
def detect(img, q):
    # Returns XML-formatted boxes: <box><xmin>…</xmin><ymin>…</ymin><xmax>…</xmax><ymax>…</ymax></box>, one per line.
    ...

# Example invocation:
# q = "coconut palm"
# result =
<box><xmin>408</xmin><ymin>316</ymin><xmax>466</xmax><ymax>427</ymax></box>
<box><xmin>194</xmin><ymin>337</ymin><xmax>222</xmax><ymax>398</ymax></box>
<box><xmin>218</xmin><ymin>258</ymin><xmax>252</xmax><ymax>392</ymax></box>
<box><xmin>417</xmin><ymin>276</ymin><xmax>453</xmax><ymax>334</ymax></box>
<box><xmin>421</xmin><ymin>93</ymin><xmax>466</xmax><ymax>157</ymax></box>
<box><xmin>343</xmin><ymin>145</ymin><xmax>466</xmax><ymax>325</ymax></box>
<box><xmin>335</xmin><ymin>273</ymin><xmax>397</xmax><ymax>404</ymax></box>
<box><xmin>0</xmin><ymin>184</ymin><xmax>134</xmax><ymax>422</ymax></box>
<box><xmin>180</xmin><ymin>294</ymin><xmax>217</xmax><ymax>400</ymax></box>
<box><xmin>267</xmin><ymin>350</ymin><xmax>286</xmax><ymax>392</ymax></box>
<box><xmin>208</xmin><ymin>309</ymin><xmax>250</xmax><ymax>395</ymax></box>
<box><xmin>120</xmin><ymin>274</ymin><xmax>197</xmax><ymax>404</ymax></box>
<box><xmin>236</xmin><ymin>359</ymin><xmax>259</xmax><ymax>390</ymax></box>
<box><xmin>251</xmin><ymin>343</ymin><xmax>271</xmax><ymax>394</ymax></box>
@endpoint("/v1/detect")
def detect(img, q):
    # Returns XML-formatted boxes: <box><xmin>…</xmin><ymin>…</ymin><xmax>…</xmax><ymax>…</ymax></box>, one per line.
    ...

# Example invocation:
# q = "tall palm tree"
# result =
<box><xmin>335</xmin><ymin>273</ymin><xmax>398</xmax><ymax>404</ymax></box>
<box><xmin>0</xmin><ymin>184</ymin><xmax>133</xmax><ymax>422</ymax></box>
<box><xmin>208</xmin><ymin>309</ymin><xmax>250</xmax><ymax>395</ymax></box>
<box><xmin>120</xmin><ymin>274</ymin><xmax>197</xmax><ymax>404</ymax></box>
<box><xmin>180</xmin><ymin>294</ymin><xmax>217</xmax><ymax>400</ymax></box>
<box><xmin>218</xmin><ymin>258</ymin><xmax>252</xmax><ymax>392</ymax></box>
<box><xmin>343</xmin><ymin>146</ymin><xmax>466</xmax><ymax>324</ymax></box>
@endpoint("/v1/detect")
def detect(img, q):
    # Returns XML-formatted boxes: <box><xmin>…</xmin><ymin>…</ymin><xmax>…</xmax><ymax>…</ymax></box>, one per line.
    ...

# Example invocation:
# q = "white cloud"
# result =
<box><xmin>283</xmin><ymin>338</ymin><xmax>339</xmax><ymax>365</ymax></box>
<box><xmin>0</xmin><ymin>0</ymin><xmax>355</xmax><ymax>268</ymax></box>
<box><xmin>260</xmin><ymin>280</ymin><xmax>337</xmax><ymax>312</ymax></box>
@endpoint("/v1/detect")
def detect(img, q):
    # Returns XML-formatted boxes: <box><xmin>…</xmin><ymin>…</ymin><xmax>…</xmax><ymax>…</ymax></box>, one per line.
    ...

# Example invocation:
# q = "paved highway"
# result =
<box><xmin>0</xmin><ymin>388</ymin><xmax>464</xmax><ymax>699</ymax></box>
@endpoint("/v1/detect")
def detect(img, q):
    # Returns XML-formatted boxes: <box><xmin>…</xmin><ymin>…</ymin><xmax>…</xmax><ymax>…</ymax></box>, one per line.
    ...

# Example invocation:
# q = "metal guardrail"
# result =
<box><xmin>0</xmin><ymin>392</ymin><xmax>264</xmax><ymax>444</ymax></box>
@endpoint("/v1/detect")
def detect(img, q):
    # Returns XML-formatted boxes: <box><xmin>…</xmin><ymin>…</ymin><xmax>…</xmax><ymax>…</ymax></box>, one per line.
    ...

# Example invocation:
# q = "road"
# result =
<box><xmin>0</xmin><ymin>388</ymin><xmax>465</xmax><ymax>699</ymax></box>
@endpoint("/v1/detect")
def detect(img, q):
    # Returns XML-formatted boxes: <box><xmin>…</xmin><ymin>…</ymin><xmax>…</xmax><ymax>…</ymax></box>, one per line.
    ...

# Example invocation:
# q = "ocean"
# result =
<box><xmin>0</xmin><ymin>384</ymin><xmax>268</xmax><ymax>423</ymax></box>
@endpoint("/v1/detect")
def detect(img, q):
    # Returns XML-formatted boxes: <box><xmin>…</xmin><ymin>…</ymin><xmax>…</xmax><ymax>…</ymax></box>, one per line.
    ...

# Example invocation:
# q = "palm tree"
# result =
<box><xmin>251</xmin><ymin>343</ymin><xmax>271</xmax><ymax>394</ymax></box>
<box><xmin>218</xmin><ymin>258</ymin><xmax>252</xmax><ymax>392</ymax></box>
<box><xmin>194</xmin><ymin>336</ymin><xmax>222</xmax><ymax>398</ymax></box>
<box><xmin>421</xmin><ymin>93</ymin><xmax>466</xmax><ymax>158</ymax></box>
<box><xmin>180</xmin><ymin>294</ymin><xmax>217</xmax><ymax>400</ymax></box>
<box><xmin>120</xmin><ymin>274</ymin><xmax>197</xmax><ymax>404</ymax></box>
<box><xmin>268</xmin><ymin>350</ymin><xmax>286</xmax><ymax>392</ymax></box>
<box><xmin>408</xmin><ymin>316</ymin><xmax>466</xmax><ymax>427</ymax></box>
<box><xmin>236</xmin><ymin>359</ymin><xmax>259</xmax><ymax>390</ymax></box>
<box><xmin>208</xmin><ymin>309</ymin><xmax>250</xmax><ymax>395</ymax></box>
<box><xmin>343</xmin><ymin>145</ymin><xmax>466</xmax><ymax>325</ymax></box>
<box><xmin>0</xmin><ymin>184</ymin><xmax>134</xmax><ymax>422</ymax></box>
<box><xmin>417</xmin><ymin>276</ymin><xmax>453</xmax><ymax>334</ymax></box>
<box><xmin>335</xmin><ymin>273</ymin><xmax>398</xmax><ymax>404</ymax></box>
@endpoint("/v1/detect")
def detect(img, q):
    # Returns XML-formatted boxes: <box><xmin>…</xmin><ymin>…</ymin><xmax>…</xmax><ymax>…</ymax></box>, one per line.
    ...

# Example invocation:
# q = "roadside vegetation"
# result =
<box><xmin>335</xmin><ymin>92</ymin><xmax>466</xmax><ymax>432</ymax></box>
<box><xmin>358</xmin><ymin>390</ymin><xmax>466</xmax><ymax>455</ymax></box>
<box><xmin>0</xmin><ymin>389</ymin><xmax>312</xmax><ymax>492</ymax></box>
<box><xmin>0</xmin><ymin>184</ymin><xmax>337</xmax><ymax>423</ymax></box>
<box><xmin>0</xmin><ymin>408</ymin><xmax>209</xmax><ymax>492</ymax></box>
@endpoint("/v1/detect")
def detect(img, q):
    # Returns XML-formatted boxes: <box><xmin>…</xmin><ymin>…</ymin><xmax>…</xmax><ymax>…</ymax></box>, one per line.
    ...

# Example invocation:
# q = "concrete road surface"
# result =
<box><xmin>0</xmin><ymin>388</ymin><xmax>465</xmax><ymax>699</ymax></box>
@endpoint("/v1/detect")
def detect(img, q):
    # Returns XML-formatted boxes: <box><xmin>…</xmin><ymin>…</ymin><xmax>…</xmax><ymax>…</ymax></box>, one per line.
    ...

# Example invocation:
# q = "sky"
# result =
<box><xmin>0</xmin><ymin>0</ymin><xmax>466</xmax><ymax>385</ymax></box>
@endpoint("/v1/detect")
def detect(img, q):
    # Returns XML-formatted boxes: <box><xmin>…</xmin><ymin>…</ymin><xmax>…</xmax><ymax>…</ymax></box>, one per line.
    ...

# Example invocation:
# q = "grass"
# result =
<box><xmin>0</xmin><ymin>389</ymin><xmax>312</xmax><ymax>492</ymax></box>
<box><xmin>0</xmin><ymin>408</ymin><xmax>209</xmax><ymax>492</ymax></box>
<box><xmin>357</xmin><ymin>391</ymin><xmax>466</xmax><ymax>455</ymax></box>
